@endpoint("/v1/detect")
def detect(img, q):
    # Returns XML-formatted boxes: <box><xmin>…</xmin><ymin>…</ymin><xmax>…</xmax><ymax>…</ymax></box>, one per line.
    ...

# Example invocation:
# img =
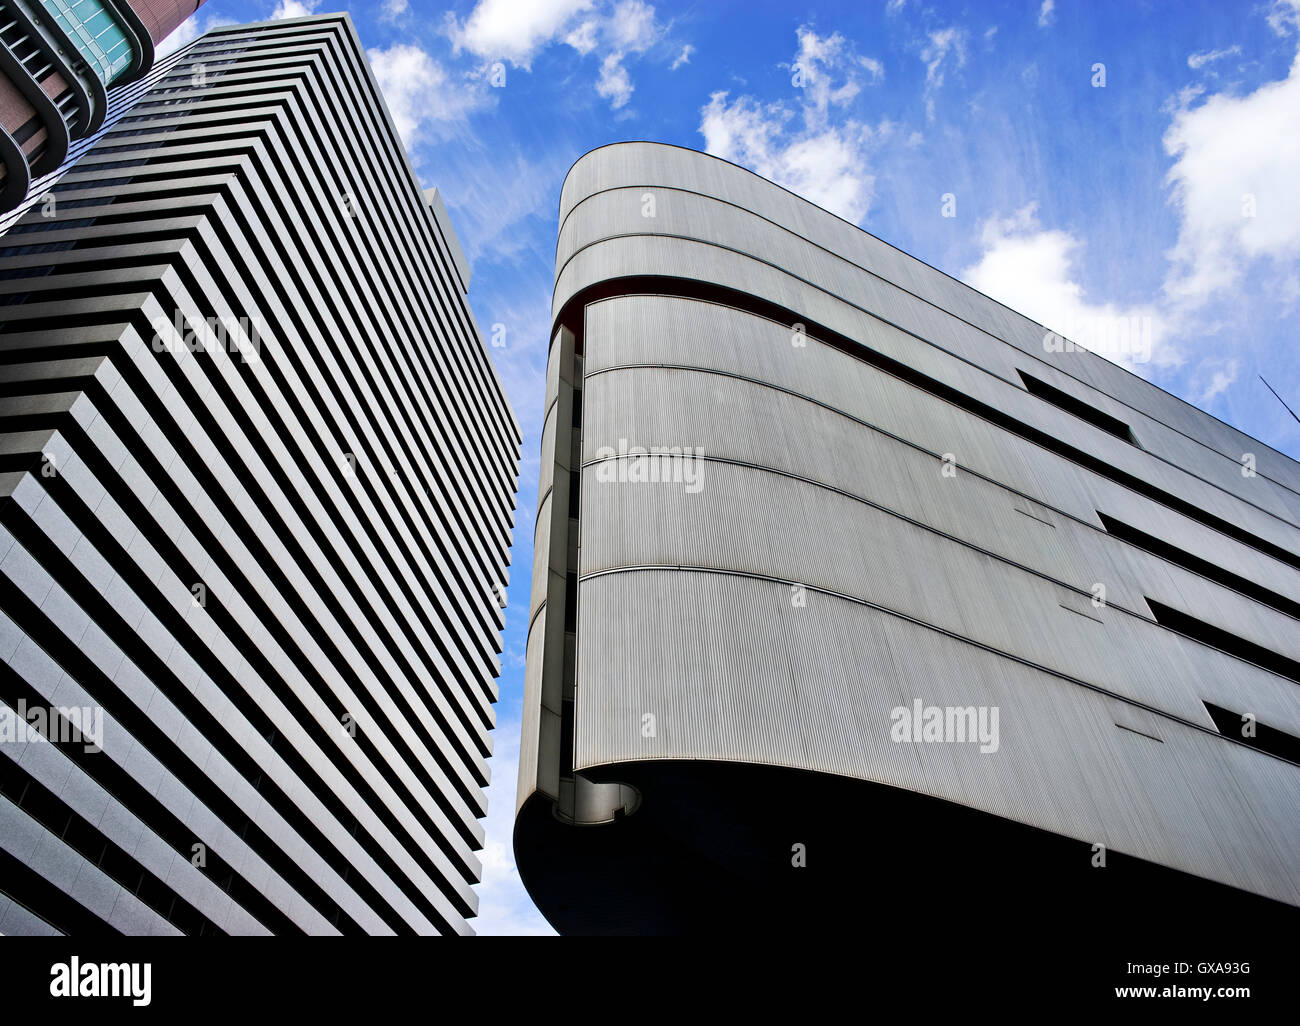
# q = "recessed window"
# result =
<box><xmin>1100</xmin><ymin>512</ymin><xmax>1300</xmax><ymax>621</ymax></box>
<box><xmin>593</xmin><ymin>281</ymin><xmax>1298</xmax><ymax>571</ymax></box>
<box><xmin>1018</xmin><ymin>370</ymin><xmax>1140</xmax><ymax>446</ymax></box>
<box><xmin>1204</xmin><ymin>702</ymin><xmax>1300</xmax><ymax>763</ymax></box>
<box><xmin>564</xmin><ymin>571</ymin><xmax>578</xmax><ymax>630</ymax></box>
<box><xmin>1147</xmin><ymin>598</ymin><xmax>1300</xmax><ymax>684</ymax></box>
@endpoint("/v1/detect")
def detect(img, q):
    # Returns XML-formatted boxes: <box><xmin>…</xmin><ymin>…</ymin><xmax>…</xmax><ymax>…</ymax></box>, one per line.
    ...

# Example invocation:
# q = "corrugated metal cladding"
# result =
<box><xmin>516</xmin><ymin>141</ymin><xmax>1300</xmax><ymax>932</ymax></box>
<box><xmin>0</xmin><ymin>15</ymin><xmax>521</xmax><ymax>935</ymax></box>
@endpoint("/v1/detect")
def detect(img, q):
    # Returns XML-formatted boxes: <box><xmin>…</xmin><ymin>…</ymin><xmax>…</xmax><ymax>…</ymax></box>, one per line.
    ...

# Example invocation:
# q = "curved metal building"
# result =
<box><xmin>516</xmin><ymin>141</ymin><xmax>1300</xmax><ymax>935</ymax></box>
<box><xmin>0</xmin><ymin>0</ymin><xmax>206</xmax><ymax>213</ymax></box>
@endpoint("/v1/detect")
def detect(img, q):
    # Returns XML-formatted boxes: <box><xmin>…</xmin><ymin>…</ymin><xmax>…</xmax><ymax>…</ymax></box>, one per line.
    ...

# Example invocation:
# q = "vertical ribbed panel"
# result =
<box><xmin>517</xmin><ymin>327</ymin><xmax>574</xmax><ymax>812</ymax></box>
<box><xmin>556</xmin><ymin>143</ymin><xmax>1300</xmax><ymax>497</ymax></box>
<box><xmin>574</xmin><ymin>570</ymin><xmax>1300</xmax><ymax>906</ymax></box>
<box><xmin>517</xmin><ymin>143</ymin><xmax>1300</xmax><ymax>923</ymax></box>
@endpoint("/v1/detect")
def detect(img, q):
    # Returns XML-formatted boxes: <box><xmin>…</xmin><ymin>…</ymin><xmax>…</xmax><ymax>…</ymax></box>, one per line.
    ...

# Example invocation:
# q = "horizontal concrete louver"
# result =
<box><xmin>0</xmin><ymin>15</ymin><xmax>520</xmax><ymax>935</ymax></box>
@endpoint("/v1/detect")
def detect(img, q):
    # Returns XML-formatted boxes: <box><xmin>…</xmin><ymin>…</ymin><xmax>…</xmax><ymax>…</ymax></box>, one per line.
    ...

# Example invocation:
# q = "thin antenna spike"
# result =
<box><xmin>1260</xmin><ymin>376</ymin><xmax>1300</xmax><ymax>425</ymax></box>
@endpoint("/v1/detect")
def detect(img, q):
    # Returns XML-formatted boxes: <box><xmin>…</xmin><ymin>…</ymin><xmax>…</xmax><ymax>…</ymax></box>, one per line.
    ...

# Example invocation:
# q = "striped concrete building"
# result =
<box><xmin>0</xmin><ymin>14</ymin><xmax>521</xmax><ymax>935</ymax></box>
<box><xmin>516</xmin><ymin>141</ymin><xmax>1300</xmax><ymax>935</ymax></box>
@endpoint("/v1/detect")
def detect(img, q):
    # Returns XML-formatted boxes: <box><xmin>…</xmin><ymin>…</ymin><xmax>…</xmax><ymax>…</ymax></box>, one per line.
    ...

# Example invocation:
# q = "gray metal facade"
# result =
<box><xmin>517</xmin><ymin>141</ymin><xmax>1300</xmax><ymax>934</ymax></box>
<box><xmin>0</xmin><ymin>14</ymin><xmax>521</xmax><ymax>935</ymax></box>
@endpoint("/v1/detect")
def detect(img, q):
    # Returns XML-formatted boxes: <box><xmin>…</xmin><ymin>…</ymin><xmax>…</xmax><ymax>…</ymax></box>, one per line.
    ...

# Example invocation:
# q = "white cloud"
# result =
<box><xmin>158</xmin><ymin>18</ymin><xmax>201</xmax><ymax>57</ymax></box>
<box><xmin>590</xmin><ymin>1</ymin><xmax>665</xmax><ymax>109</ymax></box>
<box><xmin>445</xmin><ymin>0</ymin><xmax>593</xmax><ymax>69</ymax></box>
<box><xmin>1200</xmin><ymin>359</ymin><xmax>1240</xmax><ymax>403</ymax></box>
<box><xmin>812</xmin><ymin>29</ymin><xmax>886</xmax><ymax>105</ymax></box>
<box><xmin>381</xmin><ymin>0</ymin><xmax>409</xmax><ymax>22</ymax></box>
<box><xmin>446</xmin><ymin>0</ymin><xmax>670</xmax><ymax>110</ymax></box>
<box><xmin>564</xmin><ymin>19</ymin><xmax>599</xmax><ymax>54</ymax></box>
<box><xmin>789</xmin><ymin>26</ymin><xmax>881</xmax><ymax>117</ymax></box>
<box><xmin>157</xmin><ymin>11</ymin><xmax>238</xmax><ymax>56</ymax></box>
<box><xmin>920</xmin><ymin>26</ymin><xmax>968</xmax><ymax>120</ymax></box>
<box><xmin>962</xmin><ymin>4</ymin><xmax>1300</xmax><ymax>386</ymax></box>
<box><xmin>1162</xmin><ymin>19</ymin><xmax>1300</xmax><ymax>309</ymax></box>
<box><xmin>581</xmin><ymin>1</ymin><xmax>663</xmax><ymax>109</ymax></box>
<box><xmin>271</xmin><ymin>0</ymin><xmax>318</xmax><ymax>19</ymax></box>
<box><xmin>704</xmin><ymin>93</ymin><xmax>874</xmax><ymax>223</ymax></box>
<box><xmin>596</xmin><ymin>52</ymin><xmax>634</xmax><ymax>108</ymax></box>
<box><xmin>367</xmin><ymin>44</ymin><xmax>486</xmax><ymax>146</ymax></box>
<box><xmin>700</xmin><ymin>28</ymin><xmax>889</xmax><ymax>224</ymax></box>
<box><xmin>1038</xmin><ymin>0</ymin><xmax>1056</xmax><ymax>28</ymax></box>
<box><xmin>158</xmin><ymin>17</ymin><xmax>202</xmax><ymax>57</ymax></box>
<box><xmin>962</xmin><ymin>204</ymin><xmax>1169</xmax><ymax>370</ymax></box>
<box><xmin>1267</xmin><ymin>0</ymin><xmax>1300</xmax><ymax>35</ymax></box>
<box><xmin>670</xmin><ymin>44</ymin><xmax>694</xmax><ymax>70</ymax></box>
<box><xmin>607</xmin><ymin>0</ymin><xmax>658</xmax><ymax>52</ymax></box>
<box><xmin>1187</xmin><ymin>44</ymin><xmax>1241</xmax><ymax>69</ymax></box>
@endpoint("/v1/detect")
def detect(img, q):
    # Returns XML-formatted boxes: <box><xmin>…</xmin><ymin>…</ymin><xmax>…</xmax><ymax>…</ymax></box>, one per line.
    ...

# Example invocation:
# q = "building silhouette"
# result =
<box><xmin>516</xmin><ymin>141</ymin><xmax>1300</xmax><ymax>935</ymax></box>
<box><xmin>0</xmin><ymin>14</ymin><xmax>520</xmax><ymax>935</ymax></box>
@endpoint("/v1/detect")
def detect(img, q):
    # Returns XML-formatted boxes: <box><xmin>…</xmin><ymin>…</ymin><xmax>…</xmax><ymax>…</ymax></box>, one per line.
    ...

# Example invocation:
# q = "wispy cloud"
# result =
<box><xmin>1187</xmin><ymin>44</ymin><xmax>1241</xmax><ymax>69</ymax></box>
<box><xmin>439</xmin><ymin>150</ymin><xmax>567</xmax><ymax>267</ymax></box>
<box><xmin>919</xmin><ymin>26</ymin><xmax>967</xmax><ymax>120</ymax></box>
<box><xmin>271</xmin><ymin>0</ymin><xmax>319</xmax><ymax>19</ymax></box>
<box><xmin>699</xmin><ymin>26</ymin><xmax>889</xmax><ymax>224</ymax></box>
<box><xmin>955</xmin><ymin>0</ymin><xmax>1300</xmax><ymax>415</ymax></box>
<box><xmin>444</xmin><ymin>0</ymin><xmax>675</xmax><ymax>109</ymax></box>
<box><xmin>962</xmin><ymin>203</ymin><xmax>1170</xmax><ymax>371</ymax></box>
<box><xmin>366</xmin><ymin>43</ymin><xmax>491</xmax><ymax>146</ymax></box>
<box><xmin>1162</xmin><ymin>13</ymin><xmax>1300</xmax><ymax>310</ymax></box>
<box><xmin>445</xmin><ymin>0</ymin><xmax>593</xmax><ymax>69</ymax></box>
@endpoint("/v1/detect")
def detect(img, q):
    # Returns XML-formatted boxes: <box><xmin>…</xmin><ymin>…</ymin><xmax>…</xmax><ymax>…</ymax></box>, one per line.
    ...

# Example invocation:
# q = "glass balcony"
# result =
<box><xmin>40</xmin><ymin>0</ymin><xmax>135</xmax><ymax>86</ymax></box>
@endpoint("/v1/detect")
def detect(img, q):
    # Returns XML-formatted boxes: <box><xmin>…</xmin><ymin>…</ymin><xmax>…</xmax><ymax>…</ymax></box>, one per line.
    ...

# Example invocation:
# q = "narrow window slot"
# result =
<box><xmin>1147</xmin><ymin>598</ymin><xmax>1300</xmax><ymax>683</ymax></box>
<box><xmin>1204</xmin><ymin>701</ymin><xmax>1300</xmax><ymax>763</ymax></box>
<box><xmin>558</xmin><ymin>279</ymin><xmax>1300</xmax><ymax>572</ymax></box>
<box><xmin>1100</xmin><ymin>511</ymin><xmax>1300</xmax><ymax>621</ymax></box>
<box><xmin>1018</xmin><ymin>369</ymin><xmax>1140</xmax><ymax>446</ymax></box>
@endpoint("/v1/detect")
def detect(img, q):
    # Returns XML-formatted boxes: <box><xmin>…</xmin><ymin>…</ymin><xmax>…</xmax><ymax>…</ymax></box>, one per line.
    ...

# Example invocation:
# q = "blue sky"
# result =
<box><xmin>165</xmin><ymin>0</ymin><xmax>1300</xmax><ymax>933</ymax></box>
